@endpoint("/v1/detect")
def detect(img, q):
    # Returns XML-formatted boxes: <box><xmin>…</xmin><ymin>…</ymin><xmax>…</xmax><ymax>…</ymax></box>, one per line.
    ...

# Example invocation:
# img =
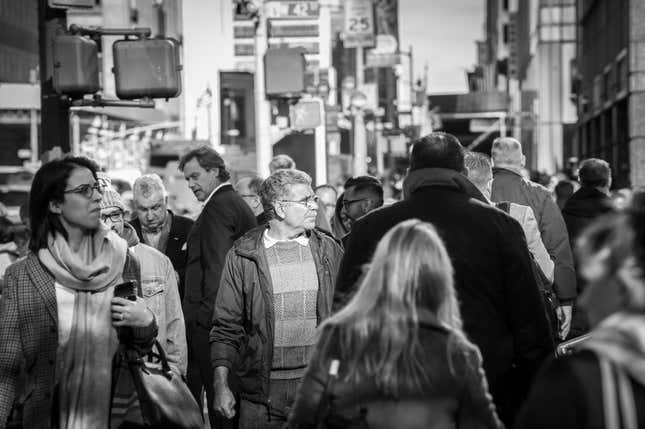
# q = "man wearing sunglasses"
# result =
<box><xmin>211</xmin><ymin>169</ymin><xmax>343</xmax><ymax>428</ymax></box>
<box><xmin>341</xmin><ymin>175</ymin><xmax>384</xmax><ymax>233</ymax></box>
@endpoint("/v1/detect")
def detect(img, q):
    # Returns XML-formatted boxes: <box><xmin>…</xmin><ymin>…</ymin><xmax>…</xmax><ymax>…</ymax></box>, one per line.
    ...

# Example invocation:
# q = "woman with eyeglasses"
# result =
<box><xmin>515</xmin><ymin>194</ymin><xmax>645</xmax><ymax>429</ymax></box>
<box><xmin>0</xmin><ymin>157</ymin><xmax>158</xmax><ymax>429</ymax></box>
<box><xmin>286</xmin><ymin>219</ymin><xmax>502</xmax><ymax>429</ymax></box>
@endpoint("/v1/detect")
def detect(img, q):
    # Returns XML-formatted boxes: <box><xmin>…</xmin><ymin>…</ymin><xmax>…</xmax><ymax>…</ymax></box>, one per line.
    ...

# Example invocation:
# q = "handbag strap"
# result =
<box><xmin>600</xmin><ymin>356</ymin><xmax>638</xmax><ymax>429</ymax></box>
<box><xmin>600</xmin><ymin>357</ymin><xmax>619</xmax><ymax>429</ymax></box>
<box><xmin>617</xmin><ymin>364</ymin><xmax>638</xmax><ymax>429</ymax></box>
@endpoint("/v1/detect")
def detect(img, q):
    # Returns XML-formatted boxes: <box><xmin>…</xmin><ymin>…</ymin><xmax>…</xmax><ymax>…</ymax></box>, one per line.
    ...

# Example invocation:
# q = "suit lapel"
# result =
<box><xmin>166</xmin><ymin>216</ymin><xmax>181</xmax><ymax>255</ymax></box>
<box><xmin>25</xmin><ymin>254</ymin><xmax>57</xmax><ymax>323</ymax></box>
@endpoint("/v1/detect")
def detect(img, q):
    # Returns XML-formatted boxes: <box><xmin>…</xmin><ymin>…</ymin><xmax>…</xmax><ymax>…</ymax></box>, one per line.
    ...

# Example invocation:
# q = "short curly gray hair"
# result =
<box><xmin>133</xmin><ymin>174</ymin><xmax>168</xmax><ymax>200</ymax></box>
<box><xmin>259</xmin><ymin>169</ymin><xmax>312</xmax><ymax>219</ymax></box>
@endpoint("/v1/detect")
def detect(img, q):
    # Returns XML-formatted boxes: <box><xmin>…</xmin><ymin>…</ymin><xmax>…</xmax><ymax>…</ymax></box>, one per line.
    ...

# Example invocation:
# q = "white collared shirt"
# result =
<box><xmin>263</xmin><ymin>228</ymin><xmax>309</xmax><ymax>249</ymax></box>
<box><xmin>203</xmin><ymin>182</ymin><xmax>231</xmax><ymax>207</ymax></box>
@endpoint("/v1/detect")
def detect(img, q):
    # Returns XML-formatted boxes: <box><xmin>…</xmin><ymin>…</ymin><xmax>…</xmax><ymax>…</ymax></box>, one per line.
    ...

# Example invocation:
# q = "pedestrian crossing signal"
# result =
<box><xmin>53</xmin><ymin>35</ymin><xmax>100</xmax><ymax>96</ymax></box>
<box><xmin>112</xmin><ymin>38</ymin><xmax>182</xmax><ymax>100</ymax></box>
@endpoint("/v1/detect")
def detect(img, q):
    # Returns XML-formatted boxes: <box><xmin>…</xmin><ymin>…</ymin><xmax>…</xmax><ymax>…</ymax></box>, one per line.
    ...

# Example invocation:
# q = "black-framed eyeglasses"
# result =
<box><xmin>343</xmin><ymin>197</ymin><xmax>368</xmax><ymax>207</ymax></box>
<box><xmin>64</xmin><ymin>183</ymin><xmax>104</xmax><ymax>199</ymax></box>
<box><xmin>100</xmin><ymin>211</ymin><xmax>124</xmax><ymax>223</ymax></box>
<box><xmin>279</xmin><ymin>195</ymin><xmax>319</xmax><ymax>209</ymax></box>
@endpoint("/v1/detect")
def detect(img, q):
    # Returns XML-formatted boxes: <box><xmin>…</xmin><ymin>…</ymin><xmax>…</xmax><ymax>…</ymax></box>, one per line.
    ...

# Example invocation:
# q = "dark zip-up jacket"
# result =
<box><xmin>210</xmin><ymin>225</ymin><xmax>343</xmax><ymax>405</ymax></box>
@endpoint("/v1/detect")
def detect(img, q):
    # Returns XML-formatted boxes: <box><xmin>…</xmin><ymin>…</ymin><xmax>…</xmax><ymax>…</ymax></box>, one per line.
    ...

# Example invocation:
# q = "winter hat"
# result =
<box><xmin>99</xmin><ymin>187</ymin><xmax>126</xmax><ymax>213</ymax></box>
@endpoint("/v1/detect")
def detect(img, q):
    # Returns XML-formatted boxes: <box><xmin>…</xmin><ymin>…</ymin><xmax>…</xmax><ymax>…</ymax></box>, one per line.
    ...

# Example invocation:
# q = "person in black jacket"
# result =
<box><xmin>180</xmin><ymin>146</ymin><xmax>257</xmax><ymax>429</ymax></box>
<box><xmin>562</xmin><ymin>158</ymin><xmax>615</xmax><ymax>339</ymax></box>
<box><xmin>130</xmin><ymin>173</ymin><xmax>194</xmax><ymax>300</ymax></box>
<box><xmin>287</xmin><ymin>219</ymin><xmax>502</xmax><ymax>429</ymax></box>
<box><xmin>562</xmin><ymin>158</ymin><xmax>615</xmax><ymax>245</ymax></box>
<box><xmin>516</xmin><ymin>197</ymin><xmax>645</xmax><ymax>429</ymax></box>
<box><xmin>333</xmin><ymin>132</ymin><xmax>554</xmax><ymax>426</ymax></box>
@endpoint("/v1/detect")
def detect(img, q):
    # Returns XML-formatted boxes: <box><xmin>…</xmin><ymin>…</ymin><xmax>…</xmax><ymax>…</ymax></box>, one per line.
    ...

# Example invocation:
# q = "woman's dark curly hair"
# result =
<box><xmin>29</xmin><ymin>156</ymin><xmax>99</xmax><ymax>253</ymax></box>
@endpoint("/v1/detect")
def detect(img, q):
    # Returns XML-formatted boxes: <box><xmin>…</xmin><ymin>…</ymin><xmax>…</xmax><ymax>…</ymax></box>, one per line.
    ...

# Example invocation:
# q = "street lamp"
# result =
<box><xmin>349</xmin><ymin>90</ymin><xmax>368</xmax><ymax>176</ymax></box>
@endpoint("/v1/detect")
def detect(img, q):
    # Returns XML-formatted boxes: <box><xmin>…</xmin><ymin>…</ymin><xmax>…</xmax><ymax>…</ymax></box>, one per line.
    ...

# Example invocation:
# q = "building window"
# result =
<box><xmin>503</xmin><ymin>0</ymin><xmax>509</xmax><ymax>11</ymax></box>
<box><xmin>503</xmin><ymin>23</ymin><xmax>509</xmax><ymax>44</ymax></box>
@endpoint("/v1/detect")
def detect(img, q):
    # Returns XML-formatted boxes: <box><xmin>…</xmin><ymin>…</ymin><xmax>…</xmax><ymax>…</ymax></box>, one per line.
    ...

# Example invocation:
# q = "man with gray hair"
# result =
<box><xmin>131</xmin><ymin>174</ymin><xmax>194</xmax><ymax>300</ymax></box>
<box><xmin>465</xmin><ymin>151</ymin><xmax>554</xmax><ymax>293</ymax></box>
<box><xmin>490</xmin><ymin>137</ymin><xmax>576</xmax><ymax>340</ymax></box>
<box><xmin>269</xmin><ymin>154</ymin><xmax>296</xmax><ymax>173</ymax></box>
<box><xmin>211</xmin><ymin>169</ymin><xmax>343</xmax><ymax>428</ymax></box>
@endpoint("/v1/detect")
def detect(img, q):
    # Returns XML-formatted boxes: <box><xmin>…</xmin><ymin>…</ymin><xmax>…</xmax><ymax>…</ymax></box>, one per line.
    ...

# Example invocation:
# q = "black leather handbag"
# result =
<box><xmin>121</xmin><ymin>340</ymin><xmax>203</xmax><ymax>429</ymax></box>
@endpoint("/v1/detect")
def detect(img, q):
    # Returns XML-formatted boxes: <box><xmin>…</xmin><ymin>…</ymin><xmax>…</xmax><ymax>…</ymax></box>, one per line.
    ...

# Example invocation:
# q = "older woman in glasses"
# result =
<box><xmin>211</xmin><ymin>169</ymin><xmax>343</xmax><ymax>428</ymax></box>
<box><xmin>0</xmin><ymin>157</ymin><xmax>157</xmax><ymax>429</ymax></box>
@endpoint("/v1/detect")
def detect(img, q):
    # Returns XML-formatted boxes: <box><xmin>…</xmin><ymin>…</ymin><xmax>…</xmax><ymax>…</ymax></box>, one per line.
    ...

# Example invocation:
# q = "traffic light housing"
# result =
<box><xmin>112</xmin><ymin>38</ymin><xmax>182</xmax><ymax>99</ymax></box>
<box><xmin>265</xmin><ymin>47</ymin><xmax>306</xmax><ymax>98</ymax></box>
<box><xmin>53</xmin><ymin>35</ymin><xmax>100</xmax><ymax>96</ymax></box>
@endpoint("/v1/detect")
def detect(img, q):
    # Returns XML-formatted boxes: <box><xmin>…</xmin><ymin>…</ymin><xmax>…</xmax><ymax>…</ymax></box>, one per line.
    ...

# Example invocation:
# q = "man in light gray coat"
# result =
<box><xmin>490</xmin><ymin>138</ymin><xmax>575</xmax><ymax>340</ymax></box>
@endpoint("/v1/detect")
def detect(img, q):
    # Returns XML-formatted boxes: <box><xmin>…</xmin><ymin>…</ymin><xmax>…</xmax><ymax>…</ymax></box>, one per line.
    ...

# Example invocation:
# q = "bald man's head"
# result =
<box><xmin>491</xmin><ymin>137</ymin><xmax>525</xmax><ymax>169</ymax></box>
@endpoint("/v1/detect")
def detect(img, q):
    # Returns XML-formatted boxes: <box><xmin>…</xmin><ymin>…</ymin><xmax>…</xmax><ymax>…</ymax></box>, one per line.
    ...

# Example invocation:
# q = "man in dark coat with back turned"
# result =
<box><xmin>180</xmin><ymin>146</ymin><xmax>257</xmax><ymax>428</ymax></box>
<box><xmin>333</xmin><ymin>132</ymin><xmax>554</xmax><ymax>427</ymax></box>
<box><xmin>562</xmin><ymin>158</ymin><xmax>615</xmax><ymax>338</ymax></box>
<box><xmin>562</xmin><ymin>158</ymin><xmax>614</xmax><ymax>245</ymax></box>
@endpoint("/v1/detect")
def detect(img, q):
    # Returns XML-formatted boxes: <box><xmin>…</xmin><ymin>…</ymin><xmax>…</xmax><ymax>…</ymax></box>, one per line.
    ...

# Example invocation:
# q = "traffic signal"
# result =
<box><xmin>53</xmin><ymin>35</ymin><xmax>100</xmax><ymax>96</ymax></box>
<box><xmin>112</xmin><ymin>38</ymin><xmax>182</xmax><ymax>99</ymax></box>
<box><xmin>265</xmin><ymin>47</ymin><xmax>306</xmax><ymax>98</ymax></box>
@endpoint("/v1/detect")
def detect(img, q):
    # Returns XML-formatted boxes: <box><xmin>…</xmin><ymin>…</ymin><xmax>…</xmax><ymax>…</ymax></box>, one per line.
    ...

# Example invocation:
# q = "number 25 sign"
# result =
<box><xmin>344</xmin><ymin>0</ymin><xmax>375</xmax><ymax>48</ymax></box>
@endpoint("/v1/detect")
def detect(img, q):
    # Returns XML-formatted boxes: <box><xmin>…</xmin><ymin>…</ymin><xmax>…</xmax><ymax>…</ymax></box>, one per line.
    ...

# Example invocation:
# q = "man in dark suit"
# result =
<box><xmin>130</xmin><ymin>173</ymin><xmax>194</xmax><ymax>300</ymax></box>
<box><xmin>333</xmin><ymin>132</ymin><xmax>554</xmax><ymax>427</ymax></box>
<box><xmin>179</xmin><ymin>146</ymin><xmax>257</xmax><ymax>428</ymax></box>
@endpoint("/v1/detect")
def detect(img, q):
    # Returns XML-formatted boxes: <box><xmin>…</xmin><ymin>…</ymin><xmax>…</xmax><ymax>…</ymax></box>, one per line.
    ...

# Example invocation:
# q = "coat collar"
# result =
<box><xmin>493</xmin><ymin>166</ymin><xmax>524</xmax><ymax>178</ymax></box>
<box><xmin>203</xmin><ymin>182</ymin><xmax>232</xmax><ymax>207</ymax></box>
<box><xmin>403</xmin><ymin>168</ymin><xmax>488</xmax><ymax>203</ymax></box>
<box><xmin>25</xmin><ymin>253</ymin><xmax>57</xmax><ymax>323</ymax></box>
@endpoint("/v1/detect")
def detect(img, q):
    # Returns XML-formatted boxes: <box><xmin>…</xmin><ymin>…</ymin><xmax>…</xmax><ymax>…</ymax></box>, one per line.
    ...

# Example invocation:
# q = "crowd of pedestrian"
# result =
<box><xmin>0</xmin><ymin>132</ymin><xmax>643</xmax><ymax>429</ymax></box>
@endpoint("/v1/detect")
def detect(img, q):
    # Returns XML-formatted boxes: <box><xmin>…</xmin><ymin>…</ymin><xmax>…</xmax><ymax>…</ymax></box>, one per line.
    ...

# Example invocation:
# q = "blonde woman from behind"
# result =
<box><xmin>287</xmin><ymin>219</ymin><xmax>502</xmax><ymax>429</ymax></box>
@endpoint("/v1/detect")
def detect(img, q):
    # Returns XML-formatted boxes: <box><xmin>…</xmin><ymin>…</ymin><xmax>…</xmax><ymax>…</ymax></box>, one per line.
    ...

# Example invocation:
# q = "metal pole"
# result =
<box><xmin>353</xmin><ymin>46</ymin><xmax>367</xmax><ymax>175</ymax></box>
<box><xmin>39</xmin><ymin>2</ymin><xmax>70</xmax><ymax>155</ymax></box>
<box><xmin>409</xmin><ymin>45</ymin><xmax>414</xmax><ymax>109</ymax></box>
<box><xmin>29</xmin><ymin>109</ymin><xmax>38</xmax><ymax>163</ymax></box>
<box><xmin>255</xmin><ymin>8</ymin><xmax>272</xmax><ymax>178</ymax></box>
<box><xmin>71</xmin><ymin>113</ymin><xmax>81</xmax><ymax>156</ymax></box>
<box><xmin>314</xmin><ymin>97</ymin><xmax>327</xmax><ymax>185</ymax></box>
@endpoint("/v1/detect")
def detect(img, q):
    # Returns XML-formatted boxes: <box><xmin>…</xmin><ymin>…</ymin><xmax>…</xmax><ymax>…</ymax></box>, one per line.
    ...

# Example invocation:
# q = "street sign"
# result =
<box><xmin>48</xmin><ymin>0</ymin><xmax>94</xmax><ymax>8</ymax></box>
<box><xmin>343</xmin><ymin>0</ymin><xmax>375</xmax><ymax>48</ymax></box>
<box><xmin>290</xmin><ymin>99</ymin><xmax>322</xmax><ymax>130</ymax></box>
<box><xmin>365</xmin><ymin>51</ymin><xmax>400</xmax><ymax>68</ymax></box>
<box><xmin>265</xmin><ymin>1</ymin><xmax>320</xmax><ymax>19</ymax></box>
<box><xmin>470</xmin><ymin>118</ymin><xmax>499</xmax><ymax>133</ymax></box>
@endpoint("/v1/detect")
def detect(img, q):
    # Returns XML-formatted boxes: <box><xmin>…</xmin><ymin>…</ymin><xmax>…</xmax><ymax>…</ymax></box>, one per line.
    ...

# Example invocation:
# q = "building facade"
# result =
<box><xmin>573</xmin><ymin>0</ymin><xmax>643</xmax><ymax>188</ymax></box>
<box><xmin>476</xmin><ymin>0</ymin><xmax>577</xmax><ymax>174</ymax></box>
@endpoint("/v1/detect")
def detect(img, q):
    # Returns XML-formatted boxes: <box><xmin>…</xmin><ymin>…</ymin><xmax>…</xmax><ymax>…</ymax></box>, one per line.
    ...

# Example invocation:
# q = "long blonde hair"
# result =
<box><xmin>322</xmin><ymin>219</ymin><xmax>464</xmax><ymax>395</ymax></box>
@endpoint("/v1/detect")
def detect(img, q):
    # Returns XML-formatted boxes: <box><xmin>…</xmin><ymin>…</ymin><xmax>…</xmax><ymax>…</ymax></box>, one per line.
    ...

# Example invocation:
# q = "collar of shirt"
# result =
<box><xmin>263</xmin><ymin>228</ymin><xmax>309</xmax><ymax>249</ymax></box>
<box><xmin>203</xmin><ymin>182</ymin><xmax>231</xmax><ymax>207</ymax></box>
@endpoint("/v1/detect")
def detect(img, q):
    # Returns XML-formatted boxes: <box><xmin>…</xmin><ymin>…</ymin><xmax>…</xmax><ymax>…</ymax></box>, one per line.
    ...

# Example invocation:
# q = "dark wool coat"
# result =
<box><xmin>516</xmin><ymin>350</ymin><xmax>645</xmax><ymax>429</ymax></box>
<box><xmin>562</xmin><ymin>187</ymin><xmax>614</xmax><ymax>246</ymax></box>
<box><xmin>333</xmin><ymin>168</ymin><xmax>554</xmax><ymax>427</ymax></box>
<box><xmin>131</xmin><ymin>210</ymin><xmax>194</xmax><ymax>300</ymax></box>
<box><xmin>183</xmin><ymin>184</ymin><xmax>257</xmax><ymax>329</ymax></box>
